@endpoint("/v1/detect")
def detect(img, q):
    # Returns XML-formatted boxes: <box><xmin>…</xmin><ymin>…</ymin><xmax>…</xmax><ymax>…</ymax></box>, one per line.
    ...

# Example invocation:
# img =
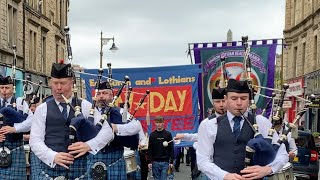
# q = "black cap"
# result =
<box><xmin>51</xmin><ymin>60</ymin><xmax>73</xmax><ymax>78</ymax></box>
<box><xmin>30</xmin><ymin>97</ymin><xmax>40</xmax><ymax>105</ymax></box>
<box><xmin>226</xmin><ymin>79</ymin><xmax>250</xmax><ymax>93</ymax></box>
<box><xmin>0</xmin><ymin>76</ymin><xmax>13</xmax><ymax>85</ymax></box>
<box><xmin>211</xmin><ymin>88</ymin><xmax>226</xmax><ymax>99</ymax></box>
<box><xmin>98</xmin><ymin>81</ymin><xmax>112</xmax><ymax>90</ymax></box>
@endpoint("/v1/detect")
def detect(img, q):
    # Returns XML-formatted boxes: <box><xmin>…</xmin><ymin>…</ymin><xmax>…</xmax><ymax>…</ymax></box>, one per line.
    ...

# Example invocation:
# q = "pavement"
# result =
<box><xmin>147</xmin><ymin>162</ymin><xmax>193</xmax><ymax>180</ymax></box>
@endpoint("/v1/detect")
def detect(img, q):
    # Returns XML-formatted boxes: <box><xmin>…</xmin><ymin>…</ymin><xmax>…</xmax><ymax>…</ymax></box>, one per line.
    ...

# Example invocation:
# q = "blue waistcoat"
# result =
<box><xmin>213</xmin><ymin>114</ymin><xmax>254</xmax><ymax>174</ymax></box>
<box><xmin>44</xmin><ymin>98</ymin><xmax>82</xmax><ymax>152</ymax></box>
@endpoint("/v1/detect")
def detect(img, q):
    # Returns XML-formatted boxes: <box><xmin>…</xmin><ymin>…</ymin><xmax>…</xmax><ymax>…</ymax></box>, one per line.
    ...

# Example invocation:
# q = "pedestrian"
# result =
<box><xmin>148</xmin><ymin>116</ymin><xmax>174</xmax><ymax>180</ymax></box>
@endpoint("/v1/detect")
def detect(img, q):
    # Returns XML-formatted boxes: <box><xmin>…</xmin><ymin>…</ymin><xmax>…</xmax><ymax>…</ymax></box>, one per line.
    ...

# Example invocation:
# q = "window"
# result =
<box><xmin>302</xmin><ymin>42</ymin><xmax>306</xmax><ymax>75</ymax></box>
<box><xmin>301</xmin><ymin>0</ymin><xmax>305</xmax><ymax>20</ymax></box>
<box><xmin>314</xmin><ymin>35</ymin><xmax>318</xmax><ymax>70</ymax></box>
<box><xmin>56</xmin><ymin>43</ymin><xmax>59</xmax><ymax>62</ymax></box>
<box><xmin>41</xmin><ymin>0</ymin><xmax>46</xmax><ymax>16</ymax></box>
<box><xmin>29</xmin><ymin>30</ymin><xmax>37</xmax><ymax>70</ymax></box>
<box><xmin>29</xmin><ymin>31</ymin><xmax>33</xmax><ymax>69</ymax></box>
<box><xmin>33</xmin><ymin>32</ymin><xmax>37</xmax><ymax>69</ymax></box>
<box><xmin>27</xmin><ymin>0</ymin><xmax>39</xmax><ymax>11</ymax></box>
<box><xmin>41</xmin><ymin>36</ymin><xmax>46</xmax><ymax>73</ymax></box>
<box><xmin>56</xmin><ymin>0</ymin><xmax>59</xmax><ymax>24</ymax></box>
<box><xmin>50</xmin><ymin>11</ymin><xmax>54</xmax><ymax>25</ymax></box>
<box><xmin>293</xmin><ymin>0</ymin><xmax>297</xmax><ymax>25</ymax></box>
<box><xmin>65</xmin><ymin>0</ymin><xmax>68</xmax><ymax>25</ymax></box>
<box><xmin>60</xmin><ymin>0</ymin><xmax>63</xmax><ymax>27</ymax></box>
<box><xmin>293</xmin><ymin>46</ymin><xmax>298</xmax><ymax>77</ymax></box>
<box><xmin>7</xmin><ymin>4</ymin><xmax>17</xmax><ymax>47</ymax></box>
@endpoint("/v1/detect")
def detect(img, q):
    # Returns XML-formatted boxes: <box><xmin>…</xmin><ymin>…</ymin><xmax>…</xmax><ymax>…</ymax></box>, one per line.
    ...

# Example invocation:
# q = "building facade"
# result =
<box><xmin>284</xmin><ymin>0</ymin><xmax>320</xmax><ymax>131</ymax></box>
<box><xmin>0</xmin><ymin>0</ymin><xmax>69</xmax><ymax>98</ymax></box>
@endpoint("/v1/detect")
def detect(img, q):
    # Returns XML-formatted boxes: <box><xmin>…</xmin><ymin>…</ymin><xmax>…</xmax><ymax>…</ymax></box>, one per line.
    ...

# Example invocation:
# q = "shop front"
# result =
<box><xmin>304</xmin><ymin>70</ymin><xmax>320</xmax><ymax>132</ymax></box>
<box><xmin>286</xmin><ymin>77</ymin><xmax>304</xmax><ymax>125</ymax></box>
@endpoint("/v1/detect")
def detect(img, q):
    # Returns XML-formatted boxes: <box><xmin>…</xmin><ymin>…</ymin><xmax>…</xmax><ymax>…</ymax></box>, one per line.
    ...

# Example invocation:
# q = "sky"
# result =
<box><xmin>68</xmin><ymin>0</ymin><xmax>285</xmax><ymax>69</ymax></box>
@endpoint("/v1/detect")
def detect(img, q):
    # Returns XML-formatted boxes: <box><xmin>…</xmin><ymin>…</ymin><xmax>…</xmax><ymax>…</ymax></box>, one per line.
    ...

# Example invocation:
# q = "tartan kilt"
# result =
<box><xmin>127</xmin><ymin>151</ymin><xmax>141</xmax><ymax>180</ymax></box>
<box><xmin>87</xmin><ymin>149</ymin><xmax>127</xmax><ymax>180</ymax></box>
<box><xmin>30</xmin><ymin>151</ymin><xmax>88</xmax><ymax>180</ymax></box>
<box><xmin>0</xmin><ymin>140</ymin><xmax>27</xmax><ymax>180</ymax></box>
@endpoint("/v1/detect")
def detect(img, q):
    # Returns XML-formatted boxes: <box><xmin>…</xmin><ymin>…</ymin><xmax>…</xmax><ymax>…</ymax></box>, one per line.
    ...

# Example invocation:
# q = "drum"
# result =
<box><xmin>23</xmin><ymin>144</ymin><xmax>30</xmax><ymax>165</ymax></box>
<box><xmin>268</xmin><ymin>162</ymin><xmax>294</xmax><ymax>180</ymax></box>
<box><xmin>24</xmin><ymin>144</ymin><xmax>31</xmax><ymax>177</ymax></box>
<box><xmin>124</xmin><ymin>150</ymin><xmax>137</xmax><ymax>174</ymax></box>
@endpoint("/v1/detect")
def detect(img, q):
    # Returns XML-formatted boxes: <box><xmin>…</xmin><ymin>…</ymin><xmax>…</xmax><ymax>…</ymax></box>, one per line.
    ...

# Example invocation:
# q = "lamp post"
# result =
<box><xmin>99</xmin><ymin>31</ymin><xmax>118</xmax><ymax>68</ymax></box>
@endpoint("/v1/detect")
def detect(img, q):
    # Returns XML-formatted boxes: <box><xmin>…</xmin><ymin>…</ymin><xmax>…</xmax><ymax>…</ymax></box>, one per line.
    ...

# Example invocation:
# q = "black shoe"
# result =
<box><xmin>176</xmin><ymin>169</ymin><xmax>180</xmax><ymax>172</ymax></box>
<box><xmin>186</xmin><ymin>164</ymin><xmax>190</xmax><ymax>166</ymax></box>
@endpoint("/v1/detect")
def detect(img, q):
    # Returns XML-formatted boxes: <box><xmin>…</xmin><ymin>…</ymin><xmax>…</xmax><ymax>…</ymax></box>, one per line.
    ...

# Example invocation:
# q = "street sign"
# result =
<box><xmin>309</xmin><ymin>98</ymin><xmax>320</xmax><ymax>108</ymax></box>
<box><xmin>283</xmin><ymin>100</ymin><xmax>292</xmax><ymax>109</ymax></box>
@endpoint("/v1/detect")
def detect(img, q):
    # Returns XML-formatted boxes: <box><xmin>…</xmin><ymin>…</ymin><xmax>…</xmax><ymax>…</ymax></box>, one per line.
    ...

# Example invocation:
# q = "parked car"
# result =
<box><xmin>292</xmin><ymin>130</ymin><xmax>319</xmax><ymax>180</ymax></box>
<box><xmin>315</xmin><ymin>142</ymin><xmax>320</xmax><ymax>157</ymax></box>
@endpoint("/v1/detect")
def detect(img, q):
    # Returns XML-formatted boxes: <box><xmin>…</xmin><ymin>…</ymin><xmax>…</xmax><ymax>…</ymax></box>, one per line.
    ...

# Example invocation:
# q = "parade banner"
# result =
<box><xmin>193</xmin><ymin>40</ymin><xmax>277</xmax><ymax>118</ymax></box>
<box><xmin>81</xmin><ymin>64</ymin><xmax>202</xmax><ymax>147</ymax></box>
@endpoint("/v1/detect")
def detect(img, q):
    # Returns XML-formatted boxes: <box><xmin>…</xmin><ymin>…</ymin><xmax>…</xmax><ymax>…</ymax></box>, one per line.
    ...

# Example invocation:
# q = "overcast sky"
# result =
<box><xmin>68</xmin><ymin>0</ymin><xmax>285</xmax><ymax>69</ymax></box>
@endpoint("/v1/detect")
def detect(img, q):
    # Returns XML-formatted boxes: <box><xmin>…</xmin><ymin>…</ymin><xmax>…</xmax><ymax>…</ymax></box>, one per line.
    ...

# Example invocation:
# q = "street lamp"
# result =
<box><xmin>100</xmin><ymin>31</ymin><xmax>118</xmax><ymax>68</ymax></box>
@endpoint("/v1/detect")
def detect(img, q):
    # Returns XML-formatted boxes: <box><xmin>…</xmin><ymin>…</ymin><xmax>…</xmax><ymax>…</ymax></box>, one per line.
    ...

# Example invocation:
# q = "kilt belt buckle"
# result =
<box><xmin>0</xmin><ymin>146</ymin><xmax>12</xmax><ymax>167</ymax></box>
<box><xmin>91</xmin><ymin>161</ymin><xmax>107</xmax><ymax>180</ymax></box>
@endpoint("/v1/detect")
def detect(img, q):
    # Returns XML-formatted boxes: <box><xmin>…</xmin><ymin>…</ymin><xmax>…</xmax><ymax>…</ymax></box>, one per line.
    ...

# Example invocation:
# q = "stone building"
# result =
<box><xmin>284</xmin><ymin>0</ymin><xmax>320</xmax><ymax>131</ymax></box>
<box><xmin>0</xmin><ymin>0</ymin><xmax>69</xmax><ymax>97</ymax></box>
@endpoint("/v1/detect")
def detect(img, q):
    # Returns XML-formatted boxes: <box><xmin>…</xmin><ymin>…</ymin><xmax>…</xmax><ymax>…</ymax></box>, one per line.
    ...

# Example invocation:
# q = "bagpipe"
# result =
<box><xmin>122</xmin><ymin>84</ymin><xmax>132</xmax><ymax>123</ymax></box>
<box><xmin>88</xmin><ymin>68</ymin><xmax>104</xmax><ymax>124</ymax></box>
<box><xmin>240</xmin><ymin>83</ymin><xmax>290</xmax><ymax>167</ymax></box>
<box><xmin>278</xmin><ymin>94</ymin><xmax>315</xmax><ymax>145</ymax></box>
<box><xmin>218</xmin><ymin>55</ymin><xmax>228</xmax><ymax>88</ymax></box>
<box><xmin>28</xmin><ymin>79</ymin><xmax>43</xmax><ymax>108</ymax></box>
<box><xmin>243</xmin><ymin>86</ymin><xmax>314</xmax><ymax>167</ymax></box>
<box><xmin>67</xmin><ymin>76</ymin><xmax>130</xmax><ymax>143</ymax></box>
<box><xmin>0</xmin><ymin>45</ymin><xmax>21</xmax><ymax>167</ymax></box>
<box><xmin>0</xmin><ymin>75</ymin><xmax>36</xmax><ymax>123</ymax></box>
<box><xmin>235</xmin><ymin>36</ymin><xmax>315</xmax><ymax>167</ymax></box>
<box><xmin>237</xmin><ymin>36</ymin><xmax>269</xmax><ymax>166</ymax></box>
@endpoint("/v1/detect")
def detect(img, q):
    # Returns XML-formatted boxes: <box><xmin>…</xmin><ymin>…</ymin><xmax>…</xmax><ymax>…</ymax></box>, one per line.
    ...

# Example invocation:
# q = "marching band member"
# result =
<box><xmin>29</xmin><ymin>62</ymin><xmax>113</xmax><ymax>179</ymax></box>
<box><xmin>197</xmin><ymin>79</ymin><xmax>288</xmax><ymax>180</ymax></box>
<box><xmin>175</xmin><ymin>88</ymin><xmax>226</xmax><ymax>143</ymax></box>
<box><xmin>175</xmin><ymin>88</ymin><xmax>226</xmax><ymax>180</ymax></box>
<box><xmin>96</xmin><ymin>81</ymin><xmax>141</xmax><ymax>137</ymax></box>
<box><xmin>119</xmin><ymin>102</ymin><xmax>146</xmax><ymax>180</ymax></box>
<box><xmin>274</xmin><ymin>121</ymin><xmax>297</xmax><ymax>159</ymax></box>
<box><xmin>0</xmin><ymin>76</ymin><xmax>33</xmax><ymax>134</ymax></box>
<box><xmin>87</xmin><ymin>80</ymin><xmax>140</xmax><ymax>179</ymax></box>
<box><xmin>0</xmin><ymin>75</ymin><xmax>33</xmax><ymax>179</ymax></box>
<box><xmin>22</xmin><ymin>96</ymin><xmax>40</xmax><ymax>142</ymax></box>
<box><xmin>29</xmin><ymin>96</ymin><xmax>41</xmax><ymax>114</ymax></box>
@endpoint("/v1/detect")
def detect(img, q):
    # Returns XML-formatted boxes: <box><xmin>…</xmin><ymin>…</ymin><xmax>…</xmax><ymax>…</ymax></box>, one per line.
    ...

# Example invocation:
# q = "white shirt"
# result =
<box><xmin>0</xmin><ymin>96</ymin><xmax>33</xmax><ymax>133</ymax></box>
<box><xmin>29</xmin><ymin>98</ymin><xmax>113</xmax><ymax>168</ymax></box>
<box><xmin>138</xmin><ymin>122</ymin><xmax>147</xmax><ymax>145</ymax></box>
<box><xmin>196</xmin><ymin>111</ymin><xmax>289</xmax><ymax>180</ymax></box>
<box><xmin>273</xmin><ymin>127</ymin><xmax>298</xmax><ymax>155</ymax></box>
<box><xmin>182</xmin><ymin>112</ymin><xmax>223</xmax><ymax>148</ymax></box>
<box><xmin>113</xmin><ymin>108</ymin><xmax>140</xmax><ymax>136</ymax></box>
